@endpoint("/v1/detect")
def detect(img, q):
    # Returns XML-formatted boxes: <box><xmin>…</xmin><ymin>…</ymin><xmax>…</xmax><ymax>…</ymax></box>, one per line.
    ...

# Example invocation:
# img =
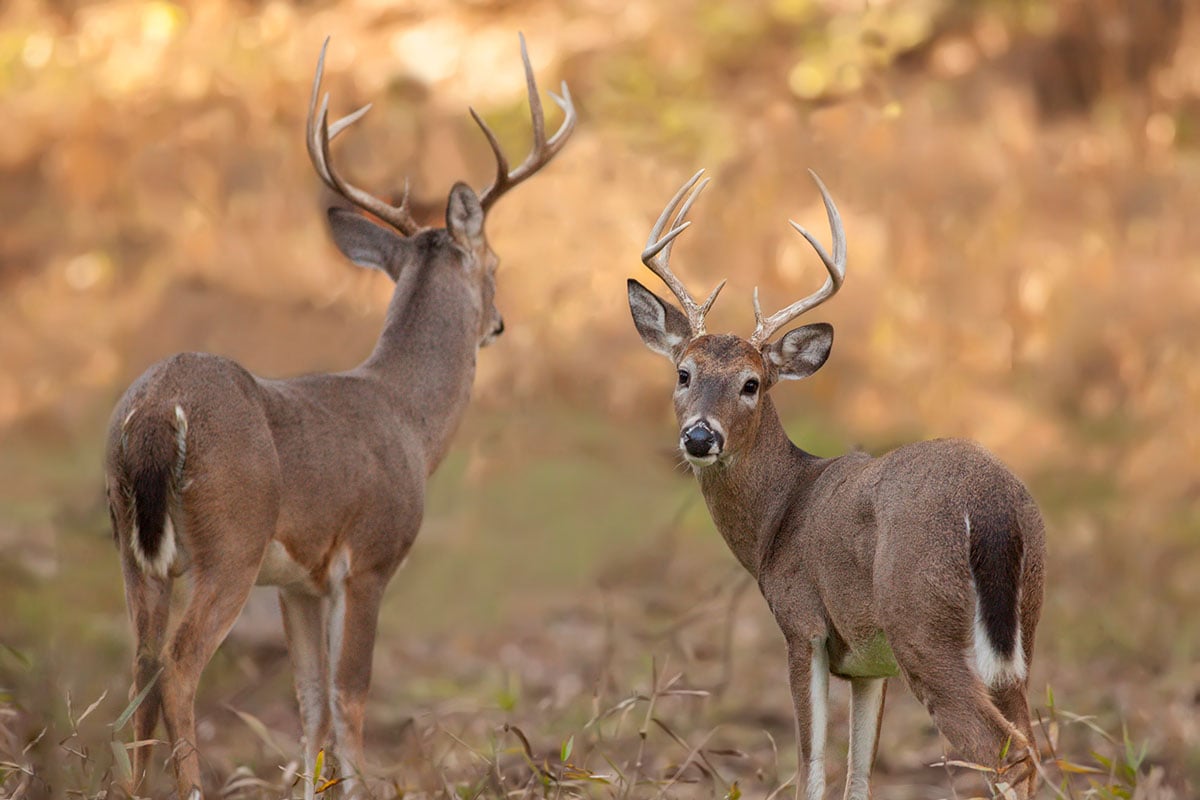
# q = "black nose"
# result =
<box><xmin>494</xmin><ymin>317</ymin><xmax>505</xmax><ymax>336</ymax></box>
<box><xmin>682</xmin><ymin>423</ymin><xmax>723</xmax><ymax>458</ymax></box>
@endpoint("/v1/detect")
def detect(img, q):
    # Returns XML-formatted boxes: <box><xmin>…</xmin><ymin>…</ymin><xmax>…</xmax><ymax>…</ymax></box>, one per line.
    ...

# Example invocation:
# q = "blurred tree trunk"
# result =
<box><xmin>902</xmin><ymin>0</ymin><xmax>1186</xmax><ymax>117</ymax></box>
<box><xmin>1030</xmin><ymin>0</ymin><xmax>1184</xmax><ymax>117</ymax></box>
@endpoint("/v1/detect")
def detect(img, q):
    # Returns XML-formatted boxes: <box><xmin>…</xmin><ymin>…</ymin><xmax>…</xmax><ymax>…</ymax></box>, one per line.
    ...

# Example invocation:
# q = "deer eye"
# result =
<box><xmin>677</xmin><ymin>369</ymin><xmax>690</xmax><ymax>387</ymax></box>
<box><xmin>742</xmin><ymin>378</ymin><xmax>759</xmax><ymax>396</ymax></box>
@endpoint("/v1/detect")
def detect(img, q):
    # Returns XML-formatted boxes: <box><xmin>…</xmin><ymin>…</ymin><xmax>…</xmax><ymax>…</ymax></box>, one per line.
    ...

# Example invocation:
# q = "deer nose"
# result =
<box><xmin>681</xmin><ymin>422</ymin><xmax>723</xmax><ymax>458</ymax></box>
<box><xmin>493</xmin><ymin>316</ymin><xmax>505</xmax><ymax>336</ymax></box>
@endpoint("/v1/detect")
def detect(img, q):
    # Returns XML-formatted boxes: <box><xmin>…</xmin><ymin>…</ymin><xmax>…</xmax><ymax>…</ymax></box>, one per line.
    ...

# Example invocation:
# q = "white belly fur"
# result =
<box><xmin>256</xmin><ymin>540</ymin><xmax>319</xmax><ymax>592</ymax></box>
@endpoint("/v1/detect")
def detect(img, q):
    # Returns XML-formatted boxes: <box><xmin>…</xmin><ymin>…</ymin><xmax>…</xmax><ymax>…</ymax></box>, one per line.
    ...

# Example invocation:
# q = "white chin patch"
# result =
<box><xmin>684</xmin><ymin>453</ymin><xmax>718</xmax><ymax>467</ymax></box>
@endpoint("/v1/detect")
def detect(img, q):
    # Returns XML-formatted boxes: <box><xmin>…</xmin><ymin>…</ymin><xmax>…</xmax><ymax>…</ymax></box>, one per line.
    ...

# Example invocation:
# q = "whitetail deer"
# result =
<box><xmin>104</xmin><ymin>36</ymin><xmax>574</xmax><ymax>799</ymax></box>
<box><xmin>627</xmin><ymin>170</ymin><xmax>1046</xmax><ymax>800</ymax></box>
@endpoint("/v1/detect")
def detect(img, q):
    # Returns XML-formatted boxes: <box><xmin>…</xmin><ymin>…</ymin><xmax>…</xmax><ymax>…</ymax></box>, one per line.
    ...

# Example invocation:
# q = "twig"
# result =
<box><xmin>1035</xmin><ymin>709</ymin><xmax>1078</xmax><ymax>800</ymax></box>
<box><xmin>651</xmin><ymin>725</ymin><xmax>722</xmax><ymax>800</ymax></box>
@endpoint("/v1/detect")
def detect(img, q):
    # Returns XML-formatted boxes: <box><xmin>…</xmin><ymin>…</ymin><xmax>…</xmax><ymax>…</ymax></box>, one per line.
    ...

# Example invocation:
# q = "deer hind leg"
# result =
<box><xmin>990</xmin><ymin>682</ymin><xmax>1037</xmax><ymax>796</ymax></box>
<box><xmin>280</xmin><ymin>589</ymin><xmax>332</xmax><ymax>800</ymax></box>
<box><xmin>843</xmin><ymin>678</ymin><xmax>886</xmax><ymax>800</ymax></box>
<box><xmin>894</xmin><ymin>651</ymin><xmax>1031</xmax><ymax>799</ymax></box>
<box><xmin>327</xmin><ymin>563</ymin><xmax>388</xmax><ymax>796</ymax></box>
<box><xmin>785</xmin><ymin>635</ymin><xmax>830</xmax><ymax>800</ymax></box>
<box><xmin>119</xmin><ymin>546</ymin><xmax>172</xmax><ymax>791</ymax></box>
<box><xmin>159</xmin><ymin>548</ymin><xmax>264</xmax><ymax>799</ymax></box>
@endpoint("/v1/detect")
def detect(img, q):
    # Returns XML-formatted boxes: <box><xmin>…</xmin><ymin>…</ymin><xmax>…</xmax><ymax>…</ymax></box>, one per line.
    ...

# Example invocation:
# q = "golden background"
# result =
<box><xmin>1</xmin><ymin>0</ymin><xmax>1197</xmax><ymax>796</ymax></box>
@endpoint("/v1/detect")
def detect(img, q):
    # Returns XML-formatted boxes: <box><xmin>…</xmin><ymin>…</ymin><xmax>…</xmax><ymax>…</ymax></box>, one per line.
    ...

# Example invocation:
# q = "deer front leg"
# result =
<box><xmin>786</xmin><ymin>635</ymin><xmax>830</xmax><ymax>800</ymax></box>
<box><xmin>280</xmin><ymin>589</ymin><xmax>331</xmax><ymax>800</ymax></box>
<box><xmin>327</xmin><ymin>566</ymin><xmax>387</xmax><ymax>796</ymax></box>
<box><xmin>844</xmin><ymin>678</ymin><xmax>886</xmax><ymax>800</ymax></box>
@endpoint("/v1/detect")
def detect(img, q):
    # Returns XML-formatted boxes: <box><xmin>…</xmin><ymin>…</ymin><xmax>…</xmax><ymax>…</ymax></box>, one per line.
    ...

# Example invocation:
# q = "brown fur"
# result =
<box><xmin>106</xmin><ymin>218</ymin><xmax>497</xmax><ymax>797</ymax></box>
<box><xmin>628</xmin><ymin>173</ymin><xmax>1046</xmax><ymax>799</ymax></box>
<box><xmin>632</xmin><ymin>325</ymin><xmax>1047</xmax><ymax>800</ymax></box>
<box><xmin>106</xmin><ymin>35</ymin><xmax>574</xmax><ymax>798</ymax></box>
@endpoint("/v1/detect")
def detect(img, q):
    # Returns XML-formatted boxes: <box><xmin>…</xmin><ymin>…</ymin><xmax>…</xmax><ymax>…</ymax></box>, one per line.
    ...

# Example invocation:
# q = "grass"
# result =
<box><xmin>0</xmin><ymin>384</ymin><xmax>1196</xmax><ymax>798</ymax></box>
<box><xmin>0</xmin><ymin>616</ymin><xmax>1180</xmax><ymax>799</ymax></box>
<box><xmin>0</xmin><ymin>405</ymin><xmax>1194</xmax><ymax>798</ymax></box>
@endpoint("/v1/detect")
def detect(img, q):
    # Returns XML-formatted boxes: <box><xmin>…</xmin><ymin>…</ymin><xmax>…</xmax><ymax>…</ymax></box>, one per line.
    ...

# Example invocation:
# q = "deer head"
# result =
<box><xmin>627</xmin><ymin>169</ymin><xmax>846</xmax><ymax>467</ymax></box>
<box><xmin>308</xmin><ymin>35</ymin><xmax>576</xmax><ymax>348</ymax></box>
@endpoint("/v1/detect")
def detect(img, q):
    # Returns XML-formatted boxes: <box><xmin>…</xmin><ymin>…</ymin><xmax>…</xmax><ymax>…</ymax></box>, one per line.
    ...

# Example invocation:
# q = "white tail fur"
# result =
<box><xmin>127</xmin><ymin>404</ymin><xmax>187</xmax><ymax>578</ymax></box>
<box><xmin>971</xmin><ymin>579</ymin><xmax>1027</xmax><ymax>688</ymax></box>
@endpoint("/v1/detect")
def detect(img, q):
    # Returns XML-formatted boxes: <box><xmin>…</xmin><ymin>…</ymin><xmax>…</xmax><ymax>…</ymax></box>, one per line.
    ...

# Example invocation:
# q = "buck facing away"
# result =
<box><xmin>104</xmin><ymin>36</ymin><xmax>574</xmax><ymax>799</ymax></box>
<box><xmin>627</xmin><ymin>171</ymin><xmax>1045</xmax><ymax>799</ymax></box>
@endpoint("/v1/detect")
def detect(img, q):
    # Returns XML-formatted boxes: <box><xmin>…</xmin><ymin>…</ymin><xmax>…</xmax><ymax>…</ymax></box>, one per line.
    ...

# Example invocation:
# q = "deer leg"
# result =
<box><xmin>159</xmin><ymin>559</ymin><xmax>261</xmax><ymax>799</ymax></box>
<box><xmin>786</xmin><ymin>635</ymin><xmax>830</xmax><ymax>800</ymax></box>
<box><xmin>327</xmin><ymin>568</ymin><xmax>387</xmax><ymax>796</ymax></box>
<box><xmin>895</xmin><ymin>654</ymin><xmax>1030</xmax><ymax>799</ymax></box>
<box><xmin>119</xmin><ymin>546</ymin><xmax>172</xmax><ymax>791</ymax></box>
<box><xmin>843</xmin><ymin>678</ymin><xmax>886</xmax><ymax>800</ymax></box>
<box><xmin>990</xmin><ymin>682</ymin><xmax>1037</xmax><ymax>797</ymax></box>
<box><xmin>280</xmin><ymin>589</ymin><xmax>331</xmax><ymax>800</ymax></box>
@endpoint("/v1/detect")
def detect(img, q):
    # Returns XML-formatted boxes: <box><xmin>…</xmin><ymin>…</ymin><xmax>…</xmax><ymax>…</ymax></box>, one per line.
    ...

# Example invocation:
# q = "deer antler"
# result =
<box><xmin>306</xmin><ymin>38</ymin><xmax>422</xmax><ymax>236</ymax></box>
<box><xmin>473</xmin><ymin>33</ymin><xmax>577</xmax><ymax>213</ymax></box>
<box><xmin>748</xmin><ymin>169</ymin><xmax>846</xmax><ymax>347</ymax></box>
<box><xmin>641</xmin><ymin>169</ymin><xmax>727</xmax><ymax>336</ymax></box>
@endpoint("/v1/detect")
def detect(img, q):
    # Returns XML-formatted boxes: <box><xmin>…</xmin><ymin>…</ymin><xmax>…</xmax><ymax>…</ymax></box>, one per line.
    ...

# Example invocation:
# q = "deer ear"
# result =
<box><xmin>446</xmin><ymin>182</ymin><xmax>485</xmax><ymax>254</ymax></box>
<box><xmin>763</xmin><ymin>323</ymin><xmax>833</xmax><ymax>381</ymax></box>
<box><xmin>628</xmin><ymin>279</ymin><xmax>692</xmax><ymax>362</ymax></box>
<box><xmin>327</xmin><ymin>208</ymin><xmax>413</xmax><ymax>282</ymax></box>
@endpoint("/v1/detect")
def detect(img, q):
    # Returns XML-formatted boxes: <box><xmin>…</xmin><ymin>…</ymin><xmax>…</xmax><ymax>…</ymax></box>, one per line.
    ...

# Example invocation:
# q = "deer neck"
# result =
<box><xmin>694</xmin><ymin>395</ymin><xmax>816</xmax><ymax>578</ymax></box>
<box><xmin>358</xmin><ymin>261</ymin><xmax>479</xmax><ymax>474</ymax></box>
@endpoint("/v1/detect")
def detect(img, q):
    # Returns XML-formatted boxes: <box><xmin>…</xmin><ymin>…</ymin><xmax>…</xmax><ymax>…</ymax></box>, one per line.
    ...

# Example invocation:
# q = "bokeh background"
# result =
<box><xmin>2</xmin><ymin>0</ymin><xmax>1198</xmax><ymax>797</ymax></box>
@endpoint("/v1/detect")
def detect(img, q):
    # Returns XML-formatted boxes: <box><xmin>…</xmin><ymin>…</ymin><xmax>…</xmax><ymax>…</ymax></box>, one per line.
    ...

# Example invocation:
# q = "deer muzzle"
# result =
<box><xmin>481</xmin><ymin>315</ymin><xmax>505</xmax><ymax>348</ymax></box>
<box><xmin>681</xmin><ymin>421</ymin><xmax>723</xmax><ymax>464</ymax></box>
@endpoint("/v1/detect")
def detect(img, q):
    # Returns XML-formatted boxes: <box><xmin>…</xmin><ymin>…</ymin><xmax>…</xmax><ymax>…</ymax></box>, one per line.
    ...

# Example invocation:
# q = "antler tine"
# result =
<box><xmin>306</xmin><ymin>37</ymin><xmax>422</xmax><ymax>236</ymax></box>
<box><xmin>641</xmin><ymin>170</ymin><xmax>727</xmax><ymax>335</ymax></box>
<box><xmin>476</xmin><ymin>33</ymin><xmax>578</xmax><ymax>213</ymax></box>
<box><xmin>749</xmin><ymin>169</ymin><xmax>847</xmax><ymax>346</ymax></box>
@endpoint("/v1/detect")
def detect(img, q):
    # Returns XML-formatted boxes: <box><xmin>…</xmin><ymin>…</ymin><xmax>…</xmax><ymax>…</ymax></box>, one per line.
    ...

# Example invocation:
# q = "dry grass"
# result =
<box><xmin>0</xmin><ymin>532</ymin><xmax>1185</xmax><ymax>799</ymax></box>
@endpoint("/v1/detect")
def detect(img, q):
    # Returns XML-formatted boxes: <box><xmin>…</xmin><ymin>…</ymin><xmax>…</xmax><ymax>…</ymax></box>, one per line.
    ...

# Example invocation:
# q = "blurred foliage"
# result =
<box><xmin>1</xmin><ymin>0</ymin><xmax>1199</xmax><ymax>796</ymax></box>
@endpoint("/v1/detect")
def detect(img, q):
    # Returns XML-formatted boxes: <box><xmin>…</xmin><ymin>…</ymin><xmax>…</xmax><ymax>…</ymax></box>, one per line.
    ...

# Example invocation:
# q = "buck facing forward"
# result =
<box><xmin>105</xmin><ymin>36</ymin><xmax>574</xmax><ymax>799</ymax></box>
<box><xmin>627</xmin><ymin>171</ymin><xmax>1045</xmax><ymax>800</ymax></box>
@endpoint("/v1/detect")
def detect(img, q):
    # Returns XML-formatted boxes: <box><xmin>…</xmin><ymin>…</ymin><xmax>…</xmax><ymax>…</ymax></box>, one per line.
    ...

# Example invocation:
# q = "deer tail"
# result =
<box><xmin>966</xmin><ymin>506</ymin><xmax>1026</xmax><ymax>688</ymax></box>
<box><xmin>116</xmin><ymin>404</ymin><xmax>189</xmax><ymax>578</ymax></box>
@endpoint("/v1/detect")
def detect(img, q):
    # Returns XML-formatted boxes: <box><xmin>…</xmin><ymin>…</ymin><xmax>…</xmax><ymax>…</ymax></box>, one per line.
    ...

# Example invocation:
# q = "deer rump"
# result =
<box><xmin>819</xmin><ymin>490</ymin><xmax>1031</xmax><ymax>688</ymax></box>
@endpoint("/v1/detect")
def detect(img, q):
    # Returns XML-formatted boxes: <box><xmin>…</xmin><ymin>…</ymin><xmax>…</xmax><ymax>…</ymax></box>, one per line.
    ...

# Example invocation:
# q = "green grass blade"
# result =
<box><xmin>111</xmin><ymin>740</ymin><xmax>133</xmax><ymax>784</ymax></box>
<box><xmin>112</xmin><ymin>669</ymin><xmax>161</xmax><ymax>732</ymax></box>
